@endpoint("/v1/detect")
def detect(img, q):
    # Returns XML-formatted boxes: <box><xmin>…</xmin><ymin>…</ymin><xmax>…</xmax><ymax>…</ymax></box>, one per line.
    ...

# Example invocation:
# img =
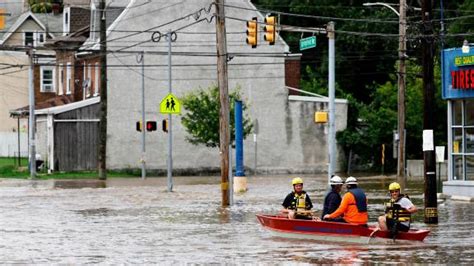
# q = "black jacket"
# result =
<box><xmin>321</xmin><ymin>189</ymin><xmax>342</xmax><ymax>218</ymax></box>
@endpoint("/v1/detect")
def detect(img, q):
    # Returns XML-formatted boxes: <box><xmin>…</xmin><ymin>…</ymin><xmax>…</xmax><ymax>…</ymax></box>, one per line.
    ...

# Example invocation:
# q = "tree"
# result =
<box><xmin>181</xmin><ymin>85</ymin><xmax>253</xmax><ymax>148</ymax></box>
<box><xmin>337</xmin><ymin>60</ymin><xmax>445</xmax><ymax>172</ymax></box>
<box><xmin>29</xmin><ymin>0</ymin><xmax>52</xmax><ymax>13</ymax></box>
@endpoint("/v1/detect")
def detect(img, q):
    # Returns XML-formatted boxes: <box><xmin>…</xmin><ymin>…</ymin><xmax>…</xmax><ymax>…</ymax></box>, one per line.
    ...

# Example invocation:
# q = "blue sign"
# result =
<box><xmin>442</xmin><ymin>47</ymin><xmax>474</xmax><ymax>99</ymax></box>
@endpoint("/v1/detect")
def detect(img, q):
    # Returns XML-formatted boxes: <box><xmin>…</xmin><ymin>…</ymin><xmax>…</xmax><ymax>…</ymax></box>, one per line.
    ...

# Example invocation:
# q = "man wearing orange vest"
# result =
<box><xmin>323</xmin><ymin>176</ymin><xmax>368</xmax><ymax>226</ymax></box>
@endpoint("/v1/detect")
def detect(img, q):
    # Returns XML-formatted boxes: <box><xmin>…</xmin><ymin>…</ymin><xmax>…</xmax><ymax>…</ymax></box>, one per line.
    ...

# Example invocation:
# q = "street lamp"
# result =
<box><xmin>364</xmin><ymin>1</ymin><xmax>407</xmax><ymax>187</ymax></box>
<box><xmin>363</xmin><ymin>2</ymin><xmax>399</xmax><ymax>16</ymax></box>
<box><xmin>462</xmin><ymin>39</ymin><xmax>470</xmax><ymax>53</ymax></box>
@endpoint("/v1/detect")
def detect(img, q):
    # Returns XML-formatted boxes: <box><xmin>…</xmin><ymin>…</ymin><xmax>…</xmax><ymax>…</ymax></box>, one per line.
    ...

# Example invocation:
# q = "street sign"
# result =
<box><xmin>299</xmin><ymin>36</ymin><xmax>316</xmax><ymax>51</ymax></box>
<box><xmin>160</xmin><ymin>93</ymin><xmax>181</xmax><ymax>114</ymax></box>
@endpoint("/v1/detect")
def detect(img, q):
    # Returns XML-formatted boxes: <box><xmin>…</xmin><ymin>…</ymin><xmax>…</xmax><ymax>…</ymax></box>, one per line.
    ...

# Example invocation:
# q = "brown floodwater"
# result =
<box><xmin>0</xmin><ymin>175</ymin><xmax>472</xmax><ymax>264</ymax></box>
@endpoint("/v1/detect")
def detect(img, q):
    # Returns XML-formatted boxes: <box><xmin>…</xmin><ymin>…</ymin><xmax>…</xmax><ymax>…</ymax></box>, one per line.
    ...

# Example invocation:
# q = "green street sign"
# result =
<box><xmin>300</xmin><ymin>36</ymin><xmax>316</xmax><ymax>51</ymax></box>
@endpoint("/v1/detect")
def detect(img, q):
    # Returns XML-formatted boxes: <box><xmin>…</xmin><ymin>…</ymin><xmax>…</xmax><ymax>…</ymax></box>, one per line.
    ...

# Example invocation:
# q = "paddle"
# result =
<box><xmin>390</xmin><ymin>203</ymin><xmax>402</xmax><ymax>240</ymax></box>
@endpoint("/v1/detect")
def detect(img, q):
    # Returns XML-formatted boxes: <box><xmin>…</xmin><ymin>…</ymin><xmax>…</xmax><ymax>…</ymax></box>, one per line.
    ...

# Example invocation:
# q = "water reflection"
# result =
<box><xmin>0</xmin><ymin>176</ymin><xmax>472</xmax><ymax>263</ymax></box>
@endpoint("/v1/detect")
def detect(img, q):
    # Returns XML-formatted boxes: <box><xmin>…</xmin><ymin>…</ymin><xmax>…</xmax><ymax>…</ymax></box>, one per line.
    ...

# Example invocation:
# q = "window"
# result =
<box><xmin>40</xmin><ymin>66</ymin><xmax>55</xmax><ymax>93</ymax></box>
<box><xmin>90</xmin><ymin>4</ymin><xmax>97</xmax><ymax>40</ymax></box>
<box><xmin>34</xmin><ymin>32</ymin><xmax>45</xmax><ymax>46</ymax></box>
<box><xmin>63</xmin><ymin>7</ymin><xmax>70</xmax><ymax>35</ymax></box>
<box><xmin>94</xmin><ymin>63</ymin><xmax>99</xmax><ymax>96</ymax></box>
<box><xmin>58</xmin><ymin>64</ymin><xmax>64</xmax><ymax>95</ymax></box>
<box><xmin>24</xmin><ymin>32</ymin><xmax>34</xmax><ymax>46</ymax></box>
<box><xmin>66</xmin><ymin>63</ymin><xmax>71</xmax><ymax>94</ymax></box>
<box><xmin>450</xmin><ymin>99</ymin><xmax>474</xmax><ymax>181</ymax></box>
<box><xmin>87</xmin><ymin>64</ymin><xmax>92</xmax><ymax>96</ymax></box>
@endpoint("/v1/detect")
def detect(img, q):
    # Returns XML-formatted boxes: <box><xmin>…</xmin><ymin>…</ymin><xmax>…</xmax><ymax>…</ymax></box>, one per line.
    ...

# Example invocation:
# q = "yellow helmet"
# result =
<box><xmin>292</xmin><ymin>177</ymin><xmax>304</xmax><ymax>185</ymax></box>
<box><xmin>389</xmin><ymin>182</ymin><xmax>401</xmax><ymax>191</ymax></box>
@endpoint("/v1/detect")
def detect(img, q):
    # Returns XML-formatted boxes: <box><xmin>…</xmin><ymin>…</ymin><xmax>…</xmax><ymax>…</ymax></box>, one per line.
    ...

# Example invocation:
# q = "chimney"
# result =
<box><xmin>52</xmin><ymin>3</ymin><xmax>61</xmax><ymax>15</ymax></box>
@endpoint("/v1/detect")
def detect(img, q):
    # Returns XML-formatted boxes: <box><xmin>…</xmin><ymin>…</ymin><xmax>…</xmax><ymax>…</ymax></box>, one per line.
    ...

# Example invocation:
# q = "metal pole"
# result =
<box><xmin>167</xmin><ymin>30</ymin><xmax>173</xmax><ymax>192</ymax></box>
<box><xmin>17</xmin><ymin>117</ymin><xmax>21</xmax><ymax>167</ymax></box>
<box><xmin>229</xmin><ymin>144</ymin><xmax>233</xmax><ymax>205</ymax></box>
<box><xmin>397</xmin><ymin>0</ymin><xmax>407</xmax><ymax>189</ymax></box>
<box><xmin>140</xmin><ymin>51</ymin><xmax>146</xmax><ymax>179</ymax></box>
<box><xmin>215</xmin><ymin>0</ymin><xmax>230</xmax><ymax>206</ymax></box>
<box><xmin>28</xmin><ymin>50</ymin><xmax>36</xmax><ymax>179</ymax></box>
<box><xmin>253</xmin><ymin>119</ymin><xmax>258</xmax><ymax>175</ymax></box>
<box><xmin>235</xmin><ymin>100</ymin><xmax>244</xmax><ymax>176</ymax></box>
<box><xmin>327</xmin><ymin>21</ymin><xmax>336</xmax><ymax>184</ymax></box>
<box><xmin>422</xmin><ymin>0</ymin><xmax>438</xmax><ymax>224</ymax></box>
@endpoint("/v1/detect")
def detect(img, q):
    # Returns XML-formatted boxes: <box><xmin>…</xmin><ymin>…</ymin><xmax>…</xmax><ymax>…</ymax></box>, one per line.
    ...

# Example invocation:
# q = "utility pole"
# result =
<box><xmin>215</xmin><ymin>0</ymin><xmax>230</xmax><ymax>206</ymax></box>
<box><xmin>28</xmin><ymin>49</ymin><xmax>36</xmax><ymax>179</ymax></box>
<box><xmin>167</xmin><ymin>30</ymin><xmax>174</xmax><ymax>192</ymax></box>
<box><xmin>422</xmin><ymin>0</ymin><xmax>438</xmax><ymax>224</ymax></box>
<box><xmin>98</xmin><ymin>0</ymin><xmax>107</xmax><ymax>180</ymax></box>
<box><xmin>327</xmin><ymin>21</ymin><xmax>336</xmax><ymax>184</ymax></box>
<box><xmin>397</xmin><ymin>0</ymin><xmax>407</xmax><ymax>188</ymax></box>
<box><xmin>139</xmin><ymin>51</ymin><xmax>146</xmax><ymax>179</ymax></box>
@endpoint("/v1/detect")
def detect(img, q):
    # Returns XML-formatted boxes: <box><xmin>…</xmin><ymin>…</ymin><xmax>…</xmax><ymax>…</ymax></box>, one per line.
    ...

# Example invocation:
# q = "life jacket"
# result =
<box><xmin>385</xmin><ymin>194</ymin><xmax>411</xmax><ymax>222</ymax></box>
<box><xmin>348</xmin><ymin>188</ymin><xmax>367</xmax><ymax>213</ymax></box>
<box><xmin>290</xmin><ymin>192</ymin><xmax>307</xmax><ymax>211</ymax></box>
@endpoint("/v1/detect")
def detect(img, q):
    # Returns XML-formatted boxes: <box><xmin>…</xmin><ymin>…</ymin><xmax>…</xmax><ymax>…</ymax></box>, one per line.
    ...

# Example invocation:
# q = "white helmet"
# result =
<box><xmin>330</xmin><ymin>175</ymin><xmax>344</xmax><ymax>185</ymax></box>
<box><xmin>345</xmin><ymin>176</ymin><xmax>358</xmax><ymax>185</ymax></box>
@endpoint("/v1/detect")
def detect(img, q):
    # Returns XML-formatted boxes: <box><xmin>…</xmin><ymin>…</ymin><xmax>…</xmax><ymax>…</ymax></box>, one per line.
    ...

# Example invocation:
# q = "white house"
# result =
<box><xmin>84</xmin><ymin>0</ymin><xmax>349</xmax><ymax>174</ymax></box>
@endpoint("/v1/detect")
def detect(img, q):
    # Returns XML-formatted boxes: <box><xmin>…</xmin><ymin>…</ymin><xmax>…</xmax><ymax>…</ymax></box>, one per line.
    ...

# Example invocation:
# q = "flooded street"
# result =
<box><xmin>0</xmin><ymin>175</ymin><xmax>473</xmax><ymax>264</ymax></box>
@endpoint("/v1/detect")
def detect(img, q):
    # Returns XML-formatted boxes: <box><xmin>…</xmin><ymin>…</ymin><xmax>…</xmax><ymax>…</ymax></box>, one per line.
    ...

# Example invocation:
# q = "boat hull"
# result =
<box><xmin>256</xmin><ymin>214</ymin><xmax>430</xmax><ymax>244</ymax></box>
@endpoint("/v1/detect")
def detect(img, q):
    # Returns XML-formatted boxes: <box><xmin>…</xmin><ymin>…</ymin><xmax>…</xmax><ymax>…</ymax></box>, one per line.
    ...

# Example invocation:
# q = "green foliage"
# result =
<box><xmin>337</xmin><ymin>60</ymin><xmax>446</xmax><ymax>171</ymax></box>
<box><xmin>181</xmin><ymin>85</ymin><xmax>253</xmax><ymax>148</ymax></box>
<box><xmin>29</xmin><ymin>0</ymin><xmax>53</xmax><ymax>13</ymax></box>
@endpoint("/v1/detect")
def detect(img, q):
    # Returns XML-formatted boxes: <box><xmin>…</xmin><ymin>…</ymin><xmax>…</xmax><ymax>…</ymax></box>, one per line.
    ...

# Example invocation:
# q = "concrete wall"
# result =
<box><xmin>0</xmin><ymin>51</ymin><xmax>29</xmax><ymax>133</ymax></box>
<box><xmin>407</xmin><ymin>159</ymin><xmax>448</xmax><ymax>180</ymax></box>
<box><xmin>443</xmin><ymin>181</ymin><xmax>474</xmax><ymax>198</ymax></box>
<box><xmin>104</xmin><ymin>0</ymin><xmax>348</xmax><ymax>174</ymax></box>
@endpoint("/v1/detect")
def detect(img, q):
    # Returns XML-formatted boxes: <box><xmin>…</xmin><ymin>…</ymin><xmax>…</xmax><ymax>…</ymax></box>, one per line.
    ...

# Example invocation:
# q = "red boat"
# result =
<box><xmin>256</xmin><ymin>214</ymin><xmax>430</xmax><ymax>244</ymax></box>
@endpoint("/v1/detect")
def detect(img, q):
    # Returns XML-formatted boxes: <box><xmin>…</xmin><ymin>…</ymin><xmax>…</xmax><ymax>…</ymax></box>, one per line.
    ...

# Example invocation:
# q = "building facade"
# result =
<box><xmin>442</xmin><ymin>45</ymin><xmax>474</xmax><ymax>197</ymax></box>
<box><xmin>99</xmin><ymin>0</ymin><xmax>348</xmax><ymax>174</ymax></box>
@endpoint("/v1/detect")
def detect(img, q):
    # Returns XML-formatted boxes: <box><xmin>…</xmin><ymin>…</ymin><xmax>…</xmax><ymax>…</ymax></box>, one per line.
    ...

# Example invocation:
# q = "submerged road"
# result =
<box><xmin>0</xmin><ymin>175</ymin><xmax>472</xmax><ymax>264</ymax></box>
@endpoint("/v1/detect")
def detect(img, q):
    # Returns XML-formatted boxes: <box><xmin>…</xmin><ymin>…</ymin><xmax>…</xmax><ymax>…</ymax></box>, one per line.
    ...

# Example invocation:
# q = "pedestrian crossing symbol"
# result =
<box><xmin>160</xmin><ymin>93</ymin><xmax>181</xmax><ymax>114</ymax></box>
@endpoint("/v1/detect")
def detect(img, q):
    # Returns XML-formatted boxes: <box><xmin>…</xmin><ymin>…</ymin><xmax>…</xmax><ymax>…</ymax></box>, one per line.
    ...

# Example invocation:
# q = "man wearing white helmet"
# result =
<box><xmin>321</xmin><ymin>175</ymin><xmax>344</xmax><ymax>221</ymax></box>
<box><xmin>323</xmin><ymin>176</ymin><xmax>368</xmax><ymax>226</ymax></box>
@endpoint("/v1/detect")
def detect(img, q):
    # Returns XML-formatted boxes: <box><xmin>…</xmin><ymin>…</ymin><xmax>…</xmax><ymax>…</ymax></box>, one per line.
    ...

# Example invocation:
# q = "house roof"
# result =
<box><xmin>45</xmin><ymin>25</ymin><xmax>90</xmax><ymax>49</ymax></box>
<box><xmin>10</xmin><ymin>95</ymin><xmax>101</xmax><ymax>117</ymax></box>
<box><xmin>0</xmin><ymin>11</ymin><xmax>62</xmax><ymax>45</ymax></box>
<box><xmin>0</xmin><ymin>2</ymin><xmax>24</xmax><ymax>40</ymax></box>
<box><xmin>80</xmin><ymin>1</ymin><xmax>130</xmax><ymax>51</ymax></box>
<box><xmin>34</xmin><ymin>12</ymin><xmax>63</xmax><ymax>36</ymax></box>
<box><xmin>36</xmin><ymin>96</ymin><xmax>100</xmax><ymax>115</ymax></box>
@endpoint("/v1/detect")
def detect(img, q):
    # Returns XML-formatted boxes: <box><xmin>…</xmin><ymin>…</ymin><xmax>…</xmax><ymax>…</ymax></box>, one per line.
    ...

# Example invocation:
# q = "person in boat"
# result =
<box><xmin>321</xmin><ymin>175</ymin><xmax>344</xmax><ymax>221</ymax></box>
<box><xmin>281</xmin><ymin>177</ymin><xmax>314</xmax><ymax>220</ymax></box>
<box><xmin>322</xmin><ymin>176</ymin><xmax>368</xmax><ymax>226</ymax></box>
<box><xmin>378</xmin><ymin>182</ymin><xmax>417</xmax><ymax>232</ymax></box>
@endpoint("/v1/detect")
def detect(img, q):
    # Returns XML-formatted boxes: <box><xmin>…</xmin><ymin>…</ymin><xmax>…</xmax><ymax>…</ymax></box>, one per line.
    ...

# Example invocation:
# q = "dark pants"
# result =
<box><xmin>323</xmin><ymin>217</ymin><xmax>346</xmax><ymax>223</ymax></box>
<box><xmin>387</xmin><ymin>219</ymin><xmax>410</xmax><ymax>232</ymax></box>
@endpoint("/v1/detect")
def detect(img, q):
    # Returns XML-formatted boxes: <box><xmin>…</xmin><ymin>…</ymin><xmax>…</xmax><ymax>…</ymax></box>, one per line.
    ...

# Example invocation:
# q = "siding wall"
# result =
<box><xmin>53</xmin><ymin>103</ymin><xmax>100</xmax><ymax>171</ymax></box>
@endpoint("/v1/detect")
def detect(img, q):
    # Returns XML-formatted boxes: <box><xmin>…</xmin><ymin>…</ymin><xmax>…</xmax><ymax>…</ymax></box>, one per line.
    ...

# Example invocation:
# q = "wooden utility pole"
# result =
<box><xmin>98</xmin><ymin>0</ymin><xmax>107</xmax><ymax>180</ymax></box>
<box><xmin>422</xmin><ymin>0</ymin><xmax>438</xmax><ymax>224</ymax></box>
<box><xmin>397</xmin><ymin>0</ymin><xmax>407</xmax><ymax>189</ymax></box>
<box><xmin>215</xmin><ymin>0</ymin><xmax>230</xmax><ymax>206</ymax></box>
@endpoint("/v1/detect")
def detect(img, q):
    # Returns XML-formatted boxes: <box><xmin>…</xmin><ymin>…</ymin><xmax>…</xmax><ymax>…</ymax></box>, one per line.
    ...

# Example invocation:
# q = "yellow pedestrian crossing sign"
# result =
<box><xmin>160</xmin><ymin>93</ymin><xmax>181</xmax><ymax>114</ymax></box>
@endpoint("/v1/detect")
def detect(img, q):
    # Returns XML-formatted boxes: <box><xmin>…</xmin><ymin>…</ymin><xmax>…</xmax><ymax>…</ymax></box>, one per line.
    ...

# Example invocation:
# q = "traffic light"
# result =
<box><xmin>162</xmin><ymin>119</ymin><xmax>168</xmax><ymax>133</ymax></box>
<box><xmin>264</xmin><ymin>15</ymin><xmax>276</xmax><ymax>45</ymax></box>
<box><xmin>136</xmin><ymin>121</ymin><xmax>142</xmax><ymax>132</ymax></box>
<box><xmin>146</xmin><ymin>121</ymin><xmax>157</xmax><ymax>131</ymax></box>
<box><xmin>246</xmin><ymin>17</ymin><xmax>258</xmax><ymax>48</ymax></box>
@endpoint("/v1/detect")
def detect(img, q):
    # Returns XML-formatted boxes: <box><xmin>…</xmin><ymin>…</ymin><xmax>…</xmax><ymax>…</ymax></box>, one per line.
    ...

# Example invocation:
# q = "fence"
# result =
<box><xmin>0</xmin><ymin>132</ymin><xmax>28</xmax><ymax>157</ymax></box>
